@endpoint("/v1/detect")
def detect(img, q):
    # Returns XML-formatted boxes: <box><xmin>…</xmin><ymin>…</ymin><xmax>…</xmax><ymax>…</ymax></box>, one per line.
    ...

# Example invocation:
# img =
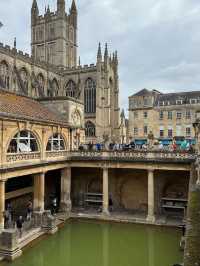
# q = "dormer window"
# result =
<box><xmin>176</xmin><ymin>100</ymin><xmax>183</xmax><ymax>105</ymax></box>
<box><xmin>190</xmin><ymin>99</ymin><xmax>197</xmax><ymax>104</ymax></box>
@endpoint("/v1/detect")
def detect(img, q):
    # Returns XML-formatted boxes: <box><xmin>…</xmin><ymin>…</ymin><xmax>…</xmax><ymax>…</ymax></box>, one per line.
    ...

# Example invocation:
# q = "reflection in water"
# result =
<box><xmin>2</xmin><ymin>221</ymin><xmax>182</xmax><ymax>266</ymax></box>
<box><xmin>102</xmin><ymin>223</ymin><xmax>109</xmax><ymax>266</ymax></box>
<box><xmin>147</xmin><ymin>227</ymin><xmax>155</xmax><ymax>266</ymax></box>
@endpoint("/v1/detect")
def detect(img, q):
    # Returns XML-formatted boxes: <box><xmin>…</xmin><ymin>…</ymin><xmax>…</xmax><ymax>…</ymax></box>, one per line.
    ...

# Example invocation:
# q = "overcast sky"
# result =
<box><xmin>1</xmin><ymin>0</ymin><xmax>200</xmax><ymax>112</ymax></box>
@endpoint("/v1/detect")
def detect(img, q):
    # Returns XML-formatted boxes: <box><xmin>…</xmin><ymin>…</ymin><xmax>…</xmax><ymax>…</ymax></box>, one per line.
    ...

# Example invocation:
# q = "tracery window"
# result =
<box><xmin>7</xmin><ymin>131</ymin><xmax>39</xmax><ymax>154</ymax></box>
<box><xmin>84</xmin><ymin>78</ymin><xmax>96</xmax><ymax>114</ymax></box>
<box><xmin>20</xmin><ymin>68</ymin><xmax>29</xmax><ymax>93</ymax></box>
<box><xmin>37</xmin><ymin>73</ymin><xmax>45</xmax><ymax>94</ymax></box>
<box><xmin>65</xmin><ymin>80</ymin><xmax>76</xmax><ymax>98</ymax></box>
<box><xmin>52</xmin><ymin>78</ymin><xmax>59</xmax><ymax>96</ymax></box>
<box><xmin>85</xmin><ymin>121</ymin><xmax>96</xmax><ymax>137</ymax></box>
<box><xmin>46</xmin><ymin>134</ymin><xmax>65</xmax><ymax>151</ymax></box>
<box><xmin>0</xmin><ymin>61</ymin><xmax>9</xmax><ymax>89</ymax></box>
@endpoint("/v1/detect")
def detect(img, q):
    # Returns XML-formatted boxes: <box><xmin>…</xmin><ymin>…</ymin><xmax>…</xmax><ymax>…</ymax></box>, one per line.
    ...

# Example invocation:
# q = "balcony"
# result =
<box><xmin>46</xmin><ymin>150</ymin><xmax>69</xmax><ymax>158</ymax></box>
<box><xmin>6</xmin><ymin>152</ymin><xmax>41</xmax><ymax>163</ymax></box>
<box><xmin>70</xmin><ymin>150</ymin><xmax>196</xmax><ymax>163</ymax></box>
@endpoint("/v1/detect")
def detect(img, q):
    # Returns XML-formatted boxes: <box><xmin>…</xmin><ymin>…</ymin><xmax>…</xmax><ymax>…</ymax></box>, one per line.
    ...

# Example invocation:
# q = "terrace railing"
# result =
<box><xmin>69</xmin><ymin>150</ymin><xmax>196</xmax><ymax>162</ymax></box>
<box><xmin>6</xmin><ymin>152</ymin><xmax>41</xmax><ymax>163</ymax></box>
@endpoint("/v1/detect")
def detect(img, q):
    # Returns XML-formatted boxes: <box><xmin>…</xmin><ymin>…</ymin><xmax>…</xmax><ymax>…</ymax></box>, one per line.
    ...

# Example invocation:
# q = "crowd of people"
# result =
<box><xmin>78</xmin><ymin>137</ymin><xmax>195</xmax><ymax>153</ymax></box>
<box><xmin>4</xmin><ymin>196</ymin><xmax>59</xmax><ymax>238</ymax></box>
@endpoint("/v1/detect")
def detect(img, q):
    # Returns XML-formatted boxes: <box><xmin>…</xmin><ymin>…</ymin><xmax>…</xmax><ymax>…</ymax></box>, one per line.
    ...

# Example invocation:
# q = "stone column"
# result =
<box><xmin>0</xmin><ymin>180</ymin><xmax>5</xmax><ymax>230</ymax></box>
<box><xmin>33</xmin><ymin>172</ymin><xmax>45</xmax><ymax>212</ymax></box>
<box><xmin>60</xmin><ymin>167</ymin><xmax>71</xmax><ymax>212</ymax></box>
<box><xmin>147</xmin><ymin>169</ymin><xmax>155</xmax><ymax>223</ymax></box>
<box><xmin>102</xmin><ymin>168</ymin><xmax>109</xmax><ymax>215</ymax></box>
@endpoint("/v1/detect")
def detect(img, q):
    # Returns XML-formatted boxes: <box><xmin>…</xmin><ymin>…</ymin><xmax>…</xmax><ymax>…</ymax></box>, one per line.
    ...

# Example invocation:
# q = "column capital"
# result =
<box><xmin>147</xmin><ymin>169</ymin><xmax>154</xmax><ymax>174</ymax></box>
<box><xmin>0</xmin><ymin>179</ymin><xmax>7</xmax><ymax>183</ymax></box>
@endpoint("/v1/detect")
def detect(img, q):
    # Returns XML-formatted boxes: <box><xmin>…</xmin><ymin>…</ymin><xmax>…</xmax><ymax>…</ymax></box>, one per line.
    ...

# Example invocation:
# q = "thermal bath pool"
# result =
<box><xmin>1</xmin><ymin>220</ymin><xmax>182</xmax><ymax>266</ymax></box>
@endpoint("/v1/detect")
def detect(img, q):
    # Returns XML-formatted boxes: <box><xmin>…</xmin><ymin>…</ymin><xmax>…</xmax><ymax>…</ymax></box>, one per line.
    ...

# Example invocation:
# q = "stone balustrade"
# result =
<box><xmin>6</xmin><ymin>152</ymin><xmax>41</xmax><ymax>163</ymax></box>
<box><xmin>4</xmin><ymin>149</ymin><xmax>196</xmax><ymax>166</ymax></box>
<box><xmin>46</xmin><ymin>150</ymin><xmax>69</xmax><ymax>158</ymax></box>
<box><xmin>70</xmin><ymin>150</ymin><xmax>196</xmax><ymax>162</ymax></box>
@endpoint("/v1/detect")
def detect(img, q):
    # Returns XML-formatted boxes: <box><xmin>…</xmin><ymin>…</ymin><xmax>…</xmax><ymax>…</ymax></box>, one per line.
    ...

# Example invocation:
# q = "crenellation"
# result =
<box><xmin>0</xmin><ymin>0</ymin><xmax>120</xmax><ymax>143</ymax></box>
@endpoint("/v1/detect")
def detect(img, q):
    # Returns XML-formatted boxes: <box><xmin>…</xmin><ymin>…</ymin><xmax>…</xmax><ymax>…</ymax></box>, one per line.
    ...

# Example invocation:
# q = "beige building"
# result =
<box><xmin>129</xmin><ymin>88</ymin><xmax>200</xmax><ymax>145</ymax></box>
<box><xmin>0</xmin><ymin>0</ymin><xmax>120</xmax><ymax>144</ymax></box>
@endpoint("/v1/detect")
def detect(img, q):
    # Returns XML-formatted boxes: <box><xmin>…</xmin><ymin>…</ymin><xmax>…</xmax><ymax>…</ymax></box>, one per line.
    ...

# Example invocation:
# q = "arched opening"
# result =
<box><xmin>84</xmin><ymin>78</ymin><xmax>96</xmax><ymax>114</ymax></box>
<box><xmin>20</xmin><ymin>68</ymin><xmax>29</xmax><ymax>94</ymax></box>
<box><xmin>46</xmin><ymin>134</ymin><xmax>66</xmax><ymax>151</ymax></box>
<box><xmin>37</xmin><ymin>73</ymin><xmax>45</xmax><ymax>94</ymax></box>
<box><xmin>52</xmin><ymin>78</ymin><xmax>59</xmax><ymax>96</ymax></box>
<box><xmin>85</xmin><ymin>121</ymin><xmax>96</xmax><ymax>137</ymax></box>
<box><xmin>65</xmin><ymin>80</ymin><xmax>76</xmax><ymax>98</ymax></box>
<box><xmin>0</xmin><ymin>61</ymin><xmax>10</xmax><ymax>89</ymax></box>
<box><xmin>7</xmin><ymin>130</ymin><xmax>39</xmax><ymax>153</ymax></box>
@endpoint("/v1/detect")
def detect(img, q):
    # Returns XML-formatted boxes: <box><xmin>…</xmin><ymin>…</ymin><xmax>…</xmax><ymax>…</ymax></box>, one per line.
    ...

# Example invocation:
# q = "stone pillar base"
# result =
<box><xmin>59</xmin><ymin>200</ymin><xmax>72</xmax><ymax>213</ymax></box>
<box><xmin>0</xmin><ymin>247</ymin><xmax>22</xmax><ymax>262</ymax></box>
<box><xmin>42</xmin><ymin>210</ymin><xmax>58</xmax><ymax>235</ymax></box>
<box><xmin>0</xmin><ymin>230</ymin><xmax>22</xmax><ymax>261</ymax></box>
<box><xmin>102</xmin><ymin>209</ymin><xmax>110</xmax><ymax>217</ymax></box>
<box><xmin>146</xmin><ymin>215</ymin><xmax>156</xmax><ymax>223</ymax></box>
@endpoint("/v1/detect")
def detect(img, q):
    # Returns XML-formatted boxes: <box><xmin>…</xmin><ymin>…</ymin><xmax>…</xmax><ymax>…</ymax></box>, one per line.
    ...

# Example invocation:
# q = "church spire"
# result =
<box><xmin>71</xmin><ymin>0</ymin><xmax>77</xmax><ymax>13</ymax></box>
<box><xmin>104</xmin><ymin>43</ymin><xmax>108</xmax><ymax>61</ymax></box>
<box><xmin>31</xmin><ymin>0</ymin><xmax>39</xmax><ymax>24</ymax></box>
<box><xmin>32</xmin><ymin>0</ymin><xmax>38</xmax><ymax>11</ymax></box>
<box><xmin>57</xmin><ymin>0</ymin><xmax>65</xmax><ymax>16</ymax></box>
<box><xmin>97</xmin><ymin>42</ymin><xmax>102</xmax><ymax>61</ymax></box>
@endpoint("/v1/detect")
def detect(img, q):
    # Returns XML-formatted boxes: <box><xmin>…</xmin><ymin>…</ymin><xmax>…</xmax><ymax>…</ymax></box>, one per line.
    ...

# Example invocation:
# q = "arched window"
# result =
<box><xmin>47</xmin><ymin>80</ymin><xmax>53</xmax><ymax>97</ymax></box>
<box><xmin>37</xmin><ymin>73</ymin><xmax>45</xmax><ymax>94</ymax></box>
<box><xmin>0</xmin><ymin>61</ymin><xmax>9</xmax><ymax>89</ymax></box>
<box><xmin>46</xmin><ymin>134</ymin><xmax>65</xmax><ymax>151</ymax></box>
<box><xmin>52</xmin><ymin>78</ymin><xmax>59</xmax><ymax>96</ymax></box>
<box><xmin>65</xmin><ymin>80</ymin><xmax>76</xmax><ymax>98</ymax></box>
<box><xmin>20</xmin><ymin>68</ymin><xmax>29</xmax><ymax>93</ymax></box>
<box><xmin>85</xmin><ymin>121</ymin><xmax>96</xmax><ymax>137</ymax></box>
<box><xmin>7</xmin><ymin>131</ymin><xmax>39</xmax><ymax>153</ymax></box>
<box><xmin>84</xmin><ymin>78</ymin><xmax>96</xmax><ymax>114</ymax></box>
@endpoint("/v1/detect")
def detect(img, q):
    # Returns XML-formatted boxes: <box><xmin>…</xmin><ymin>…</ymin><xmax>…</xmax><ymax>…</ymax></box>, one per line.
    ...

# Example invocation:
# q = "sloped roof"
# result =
<box><xmin>129</xmin><ymin>89</ymin><xmax>162</xmax><ymax>98</ymax></box>
<box><xmin>155</xmin><ymin>90</ymin><xmax>200</xmax><ymax>105</ymax></box>
<box><xmin>0</xmin><ymin>89</ymin><xmax>68</xmax><ymax>126</ymax></box>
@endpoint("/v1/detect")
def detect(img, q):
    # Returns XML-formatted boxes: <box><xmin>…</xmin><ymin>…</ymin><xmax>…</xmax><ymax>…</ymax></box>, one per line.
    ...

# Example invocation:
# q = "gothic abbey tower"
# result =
<box><xmin>0</xmin><ymin>0</ymin><xmax>121</xmax><ymax>144</ymax></box>
<box><xmin>31</xmin><ymin>0</ymin><xmax>77</xmax><ymax>68</ymax></box>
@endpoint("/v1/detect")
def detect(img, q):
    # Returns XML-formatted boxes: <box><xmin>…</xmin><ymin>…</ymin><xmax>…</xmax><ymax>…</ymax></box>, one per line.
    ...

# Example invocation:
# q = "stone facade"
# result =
<box><xmin>129</xmin><ymin>88</ymin><xmax>200</xmax><ymax>143</ymax></box>
<box><xmin>0</xmin><ymin>0</ymin><xmax>120</xmax><ymax>143</ymax></box>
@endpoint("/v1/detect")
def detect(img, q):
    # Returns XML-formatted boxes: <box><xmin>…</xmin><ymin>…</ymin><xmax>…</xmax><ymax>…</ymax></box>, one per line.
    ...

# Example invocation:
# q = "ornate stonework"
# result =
<box><xmin>0</xmin><ymin>0</ymin><xmax>121</xmax><ymax>143</ymax></box>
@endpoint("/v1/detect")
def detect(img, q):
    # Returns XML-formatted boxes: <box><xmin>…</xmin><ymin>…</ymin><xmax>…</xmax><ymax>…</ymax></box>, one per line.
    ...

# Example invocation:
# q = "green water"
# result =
<box><xmin>2</xmin><ymin>220</ymin><xmax>182</xmax><ymax>266</ymax></box>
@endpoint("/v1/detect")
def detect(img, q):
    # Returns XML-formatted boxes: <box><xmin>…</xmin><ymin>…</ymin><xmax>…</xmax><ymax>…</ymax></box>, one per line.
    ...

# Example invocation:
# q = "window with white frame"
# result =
<box><xmin>7</xmin><ymin>131</ymin><xmax>39</xmax><ymax>153</ymax></box>
<box><xmin>176</xmin><ymin>112</ymin><xmax>182</xmax><ymax>120</ymax></box>
<box><xmin>176</xmin><ymin>100</ymin><xmax>183</xmax><ymax>105</ymax></box>
<box><xmin>46</xmin><ymin>134</ymin><xmax>65</xmax><ymax>151</ymax></box>
<box><xmin>190</xmin><ymin>99</ymin><xmax>197</xmax><ymax>104</ymax></box>
<box><xmin>168</xmin><ymin>111</ymin><xmax>173</xmax><ymax>120</ymax></box>
<box><xmin>159</xmin><ymin>111</ymin><xmax>164</xmax><ymax>120</ymax></box>
<box><xmin>186</xmin><ymin>127</ymin><xmax>191</xmax><ymax>137</ymax></box>
<box><xmin>186</xmin><ymin>110</ymin><xmax>191</xmax><ymax>119</ymax></box>
<box><xmin>160</xmin><ymin>126</ymin><xmax>164</xmax><ymax>137</ymax></box>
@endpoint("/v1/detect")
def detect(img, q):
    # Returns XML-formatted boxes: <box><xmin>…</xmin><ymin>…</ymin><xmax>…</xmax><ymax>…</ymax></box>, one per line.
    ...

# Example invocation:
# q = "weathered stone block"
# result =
<box><xmin>0</xmin><ymin>230</ymin><xmax>22</xmax><ymax>261</ymax></box>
